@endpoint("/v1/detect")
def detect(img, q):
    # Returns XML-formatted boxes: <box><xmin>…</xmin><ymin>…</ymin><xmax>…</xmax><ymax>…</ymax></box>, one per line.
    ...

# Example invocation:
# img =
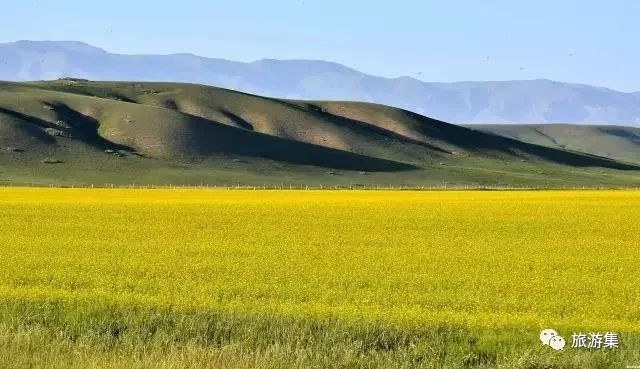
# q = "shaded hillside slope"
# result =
<box><xmin>472</xmin><ymin>124</ymin><xmax>640</xmax><ymax>165</ymax></box>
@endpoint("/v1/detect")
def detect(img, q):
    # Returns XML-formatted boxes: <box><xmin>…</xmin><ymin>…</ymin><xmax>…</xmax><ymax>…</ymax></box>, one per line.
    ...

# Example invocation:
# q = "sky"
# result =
<box><xmin>2</xmin><ymin>0</ymin><xmax>639</xmax><ymax>92</ymax></box>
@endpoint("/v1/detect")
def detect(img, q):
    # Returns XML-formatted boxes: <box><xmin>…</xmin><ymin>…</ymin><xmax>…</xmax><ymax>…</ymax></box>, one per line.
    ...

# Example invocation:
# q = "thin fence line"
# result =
<box><xmin>0</xmin><ymin>183</ymin><xmax>634</xmax><ymax>191</ymax></box>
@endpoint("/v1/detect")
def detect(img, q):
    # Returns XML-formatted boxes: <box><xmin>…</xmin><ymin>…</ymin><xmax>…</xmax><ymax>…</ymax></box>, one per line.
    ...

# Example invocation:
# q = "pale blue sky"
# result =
<box><xmin>2</xmin><ymin>0</ymin><xmax>638</xmax><ymax>91</ymax></box>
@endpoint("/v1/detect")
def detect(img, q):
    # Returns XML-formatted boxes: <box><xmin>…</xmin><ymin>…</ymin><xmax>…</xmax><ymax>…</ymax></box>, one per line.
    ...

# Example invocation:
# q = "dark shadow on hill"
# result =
<box><xmin>162</xmin><ymin>99</ymin><xmax>179</xmax><ymax>110</ymax></box>
<box><xmin>179</xmin><ymin>115</ymin><xmax>415</xmax><ymax>172</ymax></box>
<box><xmin>0</xmin><ymin>106</ymin><xmax>141</xmax><ymax>155</ymax></box>
<box><xmin>283</xmin><ymin>102</ymin><xmax>451</xmax><ymax>154</ymax></box>
<box><xmin>282</xmin><ymin>100</ymin><xmax>638</xmax><ymax>170</ymax></box>
<box><xmin>401</xmin><ymin>111</ymin><xmax>640</xmax><ymax>170</ymax></box>
<box><xmin>598</xmin><ymin>126</ymin><xmax>640</xmax><ymax>145</ymax></box>
<box><xmin>220</xmin><ymin>110</ymin><xmax>255</xmax><ymax>131</ymax></box>
<box><xmin>0</xmin><ymin>110</ymin><xmax>57</xmax><ymax>144</ymax></box>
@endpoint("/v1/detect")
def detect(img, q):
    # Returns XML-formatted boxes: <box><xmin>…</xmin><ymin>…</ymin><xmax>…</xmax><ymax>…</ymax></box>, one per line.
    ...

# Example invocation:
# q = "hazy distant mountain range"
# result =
<box><xmin>1</xmin><ymin>40</ymin><xmax>639</xmax><ymax>126</ymax></box>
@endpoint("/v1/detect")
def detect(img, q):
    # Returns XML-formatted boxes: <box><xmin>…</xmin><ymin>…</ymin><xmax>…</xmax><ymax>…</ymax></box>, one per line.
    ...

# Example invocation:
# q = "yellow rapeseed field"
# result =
<box><xmin>1</xmin><ymin>188</ymin><xmax>639</xmax><ymax>368</ymax></box>
<box><xmin>1</xmin><ymin>188</ymin><xmax>638</xmax><ymax>331</ymax></box>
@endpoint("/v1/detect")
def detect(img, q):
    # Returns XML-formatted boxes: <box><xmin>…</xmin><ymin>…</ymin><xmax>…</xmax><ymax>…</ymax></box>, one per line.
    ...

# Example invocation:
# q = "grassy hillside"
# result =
<box><xmin>1</xmin><ymin>80</ymin><xmax>639</xmax><ymax>187</ymax></box>
<box><xmin>471</xmin><ymin>124</ymin><xmax>640</xmax><ymax>166</ymax></box>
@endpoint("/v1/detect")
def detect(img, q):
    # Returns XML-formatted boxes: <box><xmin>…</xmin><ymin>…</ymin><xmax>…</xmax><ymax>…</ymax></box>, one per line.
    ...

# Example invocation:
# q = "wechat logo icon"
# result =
<box><xmin>540</xmin><ymin>329</ymin><xmax>566</xmax><ymax>351</ymax></box>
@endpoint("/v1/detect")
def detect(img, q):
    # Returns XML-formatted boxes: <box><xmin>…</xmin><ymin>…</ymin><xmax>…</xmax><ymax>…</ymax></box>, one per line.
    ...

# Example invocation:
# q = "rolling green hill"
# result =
<box><xmin>472</xmin><ymin>124</ymin><xmax>640</xmax><ymax>165</ymax></box>
<box><xmin>1</xmin><ymin>80</ymin><xmax>639</xmax><ymax>187</ymax></box>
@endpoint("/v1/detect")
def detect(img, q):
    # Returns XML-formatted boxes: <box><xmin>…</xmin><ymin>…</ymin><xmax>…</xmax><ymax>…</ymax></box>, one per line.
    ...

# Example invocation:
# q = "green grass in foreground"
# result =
<box><xmin>1</xmin><ymin>302</ymin><xmax>638</xmax><ymax>369</ymax></box>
